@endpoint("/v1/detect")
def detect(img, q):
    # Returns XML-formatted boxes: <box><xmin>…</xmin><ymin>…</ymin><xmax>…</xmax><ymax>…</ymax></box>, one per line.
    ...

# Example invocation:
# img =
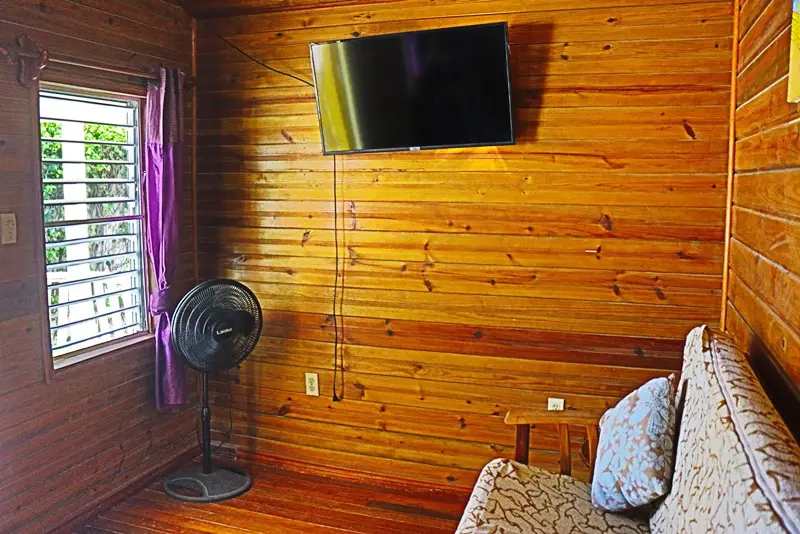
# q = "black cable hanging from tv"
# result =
<box><xmin>199</xmin><ymin>21</ymin><xmax>344</xmax><ymax>402</ymax></box>
<box><xmin>200</xmin><ymin>23</ymin><xmax>314</xmax><ymax>87</ymax></box>
<box><xmin>331</xmin><ymin>154</ymin><xmax>342</xmax><ymax>402</ymax></box>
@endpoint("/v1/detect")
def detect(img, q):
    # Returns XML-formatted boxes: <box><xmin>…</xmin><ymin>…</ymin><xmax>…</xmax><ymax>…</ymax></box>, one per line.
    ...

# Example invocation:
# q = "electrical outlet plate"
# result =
<box><xmin>304</xmin><ymin>372</ymin><xmax>320</xmax><ymax>396</ymax></box>
<box><xmin>1</xmin><ymin>213</ymin><xmax>17</xmax><ymax>245</ymax></box>
<box><xmin>547</xmin><ymin>397</ymin><xmax>565</xmax><ymax>411</ymax></box>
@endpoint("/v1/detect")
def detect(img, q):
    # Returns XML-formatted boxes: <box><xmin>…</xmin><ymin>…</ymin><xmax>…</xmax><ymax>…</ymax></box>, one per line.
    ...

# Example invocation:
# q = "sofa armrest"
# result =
<box><xmin>504</xmin><ymin>409</ymin><xmax>602</xmax><ymax>478</ymax></box>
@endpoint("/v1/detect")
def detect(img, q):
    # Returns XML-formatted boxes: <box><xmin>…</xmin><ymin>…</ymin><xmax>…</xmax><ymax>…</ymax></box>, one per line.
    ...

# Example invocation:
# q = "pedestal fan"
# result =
<box><xmin>163</xmin><ymin>279</ymin><xmax>263</xmax><ymax>503</ymax></box>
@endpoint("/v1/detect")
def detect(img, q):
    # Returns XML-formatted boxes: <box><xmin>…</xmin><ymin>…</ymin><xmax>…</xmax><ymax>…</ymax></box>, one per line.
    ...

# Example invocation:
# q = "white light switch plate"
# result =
<box><xmin>547</xmin><ymin>397</ymin><xmax>565</xmax><ymax>411</ymax></box>
<box><xmin>304</xmin><ymin>373</ymin><xmax>320</xmax><ymax>396</ymax></box>
<box><xmin>1</xmin><ymin>213</ymin><xmax>17</xmax><ymax>244</ymax></box>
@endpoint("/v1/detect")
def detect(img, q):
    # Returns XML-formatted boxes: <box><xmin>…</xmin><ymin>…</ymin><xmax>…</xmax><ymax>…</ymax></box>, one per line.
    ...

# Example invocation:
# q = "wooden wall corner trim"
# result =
<box><xmin>28</xmin><ymin>77</ymin><xmax>53</xmax><ymax>384</ymax></box>
<box><xmin>720</xmin><ymin>0</ymin><xmax>742</xmax><ymax>330</ymax></box>
<box><xmin>191</xmin><ymin>17</ymin><xmax>199</xmax><ymax>285</ymax></box>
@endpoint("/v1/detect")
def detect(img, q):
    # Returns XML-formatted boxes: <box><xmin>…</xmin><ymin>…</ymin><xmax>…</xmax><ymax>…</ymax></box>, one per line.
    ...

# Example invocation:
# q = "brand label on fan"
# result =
<box><xmin>216</xmin><ymin>327</ymin><xmax>234</xmax><ymax>335</ymax></box>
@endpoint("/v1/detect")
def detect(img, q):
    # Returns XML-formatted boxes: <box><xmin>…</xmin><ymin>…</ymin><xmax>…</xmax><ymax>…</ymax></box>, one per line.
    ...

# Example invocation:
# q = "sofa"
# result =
<box><xmin>456</xmin><ymin>326</ymin><xmax>800</xmax><ymax>533</ymax></box>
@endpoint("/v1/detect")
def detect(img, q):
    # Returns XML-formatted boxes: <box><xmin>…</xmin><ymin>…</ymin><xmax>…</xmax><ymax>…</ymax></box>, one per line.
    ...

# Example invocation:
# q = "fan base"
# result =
<box><xmin>164</xmin><ymin>465</ymin><xmax>251</xmax><ymax>503</ymax></box>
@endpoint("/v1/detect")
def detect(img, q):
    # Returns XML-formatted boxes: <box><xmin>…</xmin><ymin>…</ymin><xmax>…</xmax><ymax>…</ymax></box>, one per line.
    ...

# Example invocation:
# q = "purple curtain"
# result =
<box><xmin>144</xmin><ymin>68</ymin><xmax>186</xmax><ymax>410</ymax></box>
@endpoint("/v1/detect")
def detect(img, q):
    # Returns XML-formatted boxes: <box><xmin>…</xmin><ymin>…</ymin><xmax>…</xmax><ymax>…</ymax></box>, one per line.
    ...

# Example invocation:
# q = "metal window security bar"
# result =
<box><xmin>39</xmin><ymin>90</ymin><xmax>147</xmax><ymax>358</ymax></box>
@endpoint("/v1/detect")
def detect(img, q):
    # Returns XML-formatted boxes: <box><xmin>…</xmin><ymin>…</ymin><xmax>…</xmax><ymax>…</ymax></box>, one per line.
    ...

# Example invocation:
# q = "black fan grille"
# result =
<box><xmin>171</xmin><ymin>280</ymin><xmax>263</xmax><ymax>373</ymax></box>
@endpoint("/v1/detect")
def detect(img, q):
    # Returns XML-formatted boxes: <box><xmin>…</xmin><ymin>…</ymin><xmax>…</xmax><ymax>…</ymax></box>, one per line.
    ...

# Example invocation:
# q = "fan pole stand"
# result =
<box><xmin>164</xmin><ymin>372</ymin><xmax>251</xmax><ymax>503</ymax></box>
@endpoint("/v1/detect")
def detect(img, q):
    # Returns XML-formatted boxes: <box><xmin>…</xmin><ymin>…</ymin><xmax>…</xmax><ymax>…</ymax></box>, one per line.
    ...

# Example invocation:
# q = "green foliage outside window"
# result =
<box><xmin>41</xmin><ymin>122</ymin><xmax>137</xmax><ymax>268</ymax></box>
<box><xmin>41</xmin><ymin>121</ymin><xmax>65</xmax><ymax>266</ymax></box>
<box><xmin>83</xmin><ymin>123</ymin><xmax>136</xmax><ymax>270</ymax></box>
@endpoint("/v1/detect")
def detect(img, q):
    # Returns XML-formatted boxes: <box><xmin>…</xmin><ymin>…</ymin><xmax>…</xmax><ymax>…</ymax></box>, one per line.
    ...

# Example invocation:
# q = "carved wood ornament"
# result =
<box><xmin>0</xmin><ymin>34</ymin><xmax>49</xmax><ymax>87</ymax></box>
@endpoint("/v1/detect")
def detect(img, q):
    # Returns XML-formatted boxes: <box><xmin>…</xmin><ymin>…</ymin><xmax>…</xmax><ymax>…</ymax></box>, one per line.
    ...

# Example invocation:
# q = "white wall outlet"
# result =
<box><xmin>304</xmin><ymin>372</ymin><xmax>320</xmax><ymax>396</ymax></box>
<box><xmin>1</xmin><ymin>213</ymin><xmax>17</xmax><ymax>245</ymax></box>
<box><xmin>547</xmin><ymin>397</ymin><xmax>565</xmax><ymax>411</ymax></box>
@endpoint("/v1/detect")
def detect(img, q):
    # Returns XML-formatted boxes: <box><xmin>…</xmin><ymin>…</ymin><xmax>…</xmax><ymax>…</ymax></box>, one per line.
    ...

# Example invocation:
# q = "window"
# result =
<box><xmin>39</xmin><ymin>90</ymin><xmax>148</xmax><ymax>359</ymax></box>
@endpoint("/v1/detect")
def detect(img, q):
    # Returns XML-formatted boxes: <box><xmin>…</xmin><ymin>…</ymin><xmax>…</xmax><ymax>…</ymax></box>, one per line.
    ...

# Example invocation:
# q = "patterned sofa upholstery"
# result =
<box><xmin>456</xmin><ymin>326</ymin><xmax>800</xmax><ymax>534</ymax></box>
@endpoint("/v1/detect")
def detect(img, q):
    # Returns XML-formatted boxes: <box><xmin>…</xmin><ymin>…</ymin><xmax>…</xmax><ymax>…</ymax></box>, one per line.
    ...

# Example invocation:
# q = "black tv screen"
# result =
<box><xmin>309</xmin><ymin>22</ymin><xmax>514</xmax><ymax>155</ymax></box>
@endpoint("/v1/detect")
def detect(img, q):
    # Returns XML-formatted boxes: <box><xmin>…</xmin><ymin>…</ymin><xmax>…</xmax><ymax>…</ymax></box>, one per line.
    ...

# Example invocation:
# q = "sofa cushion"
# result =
<box><xmin>592</xmin><ymin>375</ymin><xmax>677</xmax><ymax>512</ymax></box>
<box><xmin>456</xmin><ymin>458</ymin><xmax>651</xmax><ymax>534</ymax></box>
<box><xmin>650</xmin><ymin>326</ymin><xmax>800</xmax><ymax>534</ymax></box>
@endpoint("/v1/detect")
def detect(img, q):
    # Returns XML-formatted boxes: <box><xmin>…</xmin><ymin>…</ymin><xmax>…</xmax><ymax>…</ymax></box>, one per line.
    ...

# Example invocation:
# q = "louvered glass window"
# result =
<box><xmin>39</xmin><ymin>90</ymin><xmax>147</xmax><ymax>358</ymax></box>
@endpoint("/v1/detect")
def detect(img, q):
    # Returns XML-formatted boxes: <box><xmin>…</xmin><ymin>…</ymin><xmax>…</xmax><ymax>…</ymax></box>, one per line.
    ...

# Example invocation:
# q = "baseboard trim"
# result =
<box><xmin>237</xmin><ymin>452</ymin><xmax>472</xmax><ymax>495</ymax></box>
<box><xmin>58</xmin><ymin>444</ymin><xmax>201</xmax><ymax>533</ymax></box>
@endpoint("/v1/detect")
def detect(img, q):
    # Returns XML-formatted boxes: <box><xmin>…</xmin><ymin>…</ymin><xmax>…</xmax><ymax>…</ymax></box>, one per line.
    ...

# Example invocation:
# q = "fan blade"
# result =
<box><xmin>185</xmin><ymin>327</ymin><xmax>218</xmax><ymax>357</ymax></box>
<box><xmin>226</xmin><ymin>310</ymin><xmax>256</xmax><ymax>336</ymax></box>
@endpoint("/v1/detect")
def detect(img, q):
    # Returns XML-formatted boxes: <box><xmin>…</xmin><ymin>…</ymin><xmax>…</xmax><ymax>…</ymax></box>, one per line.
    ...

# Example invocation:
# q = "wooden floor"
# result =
<box><xmin>77</xmin><ymin>461</ymin><xmax>471</xmax><ymax>533</ymax></box>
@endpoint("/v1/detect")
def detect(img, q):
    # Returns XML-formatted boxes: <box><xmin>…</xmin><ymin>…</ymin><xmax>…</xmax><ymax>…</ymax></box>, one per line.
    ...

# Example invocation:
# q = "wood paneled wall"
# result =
<box><xmin>195</xmin><ymin>0</ymin><xmax>733</xmax><ymax>487</ymax></box>
<box><xmin>0</xmin><ymin>1</ymin><xmax>197</xmax><ymax>531</ymax></box>
<box><xmin>726</xmin><ymin>0</ymin><xmax>800</xmax><ymax>431</ymax></box>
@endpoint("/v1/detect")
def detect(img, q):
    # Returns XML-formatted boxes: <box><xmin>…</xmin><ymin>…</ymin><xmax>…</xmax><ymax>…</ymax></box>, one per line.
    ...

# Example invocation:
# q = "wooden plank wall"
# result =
<box><xmin>0</xmin><ymin>1</ymin><xmax>198</xmax><ymax>531</ymax></box>
<box><xmin>726</xmin><ymin>0</ymin><xmax>800</xmax><ymax>430</ymax></box>
<box><xmin>194</xmin><ymin>0</ymin><xmax>733</xmax><ymax>488</ymax></box>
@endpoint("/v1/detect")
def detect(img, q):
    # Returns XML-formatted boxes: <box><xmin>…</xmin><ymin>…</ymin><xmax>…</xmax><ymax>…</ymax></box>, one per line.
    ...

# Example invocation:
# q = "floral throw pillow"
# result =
<box><xmin>591</xmin><ymin>375</ymin><xmax>677</xmax><ymax>512</ymax></box>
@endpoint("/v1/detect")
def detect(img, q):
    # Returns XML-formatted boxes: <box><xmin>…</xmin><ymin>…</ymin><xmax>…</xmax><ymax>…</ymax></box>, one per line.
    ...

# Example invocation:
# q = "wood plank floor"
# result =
<box><xmin>76</xmin><ymin>461</ymin><xmax>471</xmax><ymax>533</ymax></box>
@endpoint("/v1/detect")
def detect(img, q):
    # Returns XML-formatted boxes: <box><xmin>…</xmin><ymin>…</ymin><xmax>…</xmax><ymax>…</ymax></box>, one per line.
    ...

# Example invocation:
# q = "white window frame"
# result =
<box><xmin>38</xmin><ymin>87</ymin><xmax>152</xmax><ymax>368</ymax></box>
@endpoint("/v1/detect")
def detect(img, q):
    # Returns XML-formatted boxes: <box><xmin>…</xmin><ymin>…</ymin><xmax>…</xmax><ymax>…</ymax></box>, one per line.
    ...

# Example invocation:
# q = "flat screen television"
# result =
<box><xmin>309</xmin><ymin>22</ymin><xmax>514</xmax><ymax>155</ymax></box>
